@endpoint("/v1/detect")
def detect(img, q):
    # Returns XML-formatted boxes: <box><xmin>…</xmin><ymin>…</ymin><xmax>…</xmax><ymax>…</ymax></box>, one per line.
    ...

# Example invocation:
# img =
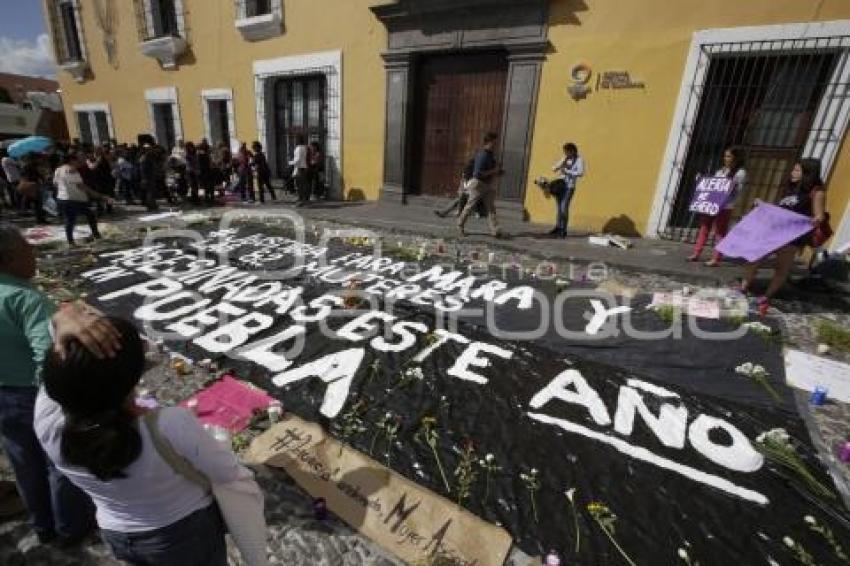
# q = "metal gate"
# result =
<box><xmin>658</xmin><ymin>37</ymin><xmax>850</xmax><ymax>241</ymax></box>
<box><xmin>272</xmin><ymin>74</ymin><xmax>327</xmax><ymax>177</ymax></box>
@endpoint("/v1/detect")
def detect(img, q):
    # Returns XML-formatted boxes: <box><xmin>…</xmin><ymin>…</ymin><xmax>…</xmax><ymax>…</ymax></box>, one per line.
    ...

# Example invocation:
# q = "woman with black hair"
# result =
<box><xmin>34</xmin><ymin>318</ymin><xmax>259</xmax><ymax>565</ymax></box>
<box><xmin>688</xmin><ymin>147</ymin><xmax>747</xmax><ymax>266</ymax></box>
<box><xmin>549</xmin><ymin>142</ymin><xmax>584</xmax><ymax>238</ymax></box>
<box><xmin>741</xmin><ymin>158</ymin><xmax>828</xmax><ymax>314</ymax></box>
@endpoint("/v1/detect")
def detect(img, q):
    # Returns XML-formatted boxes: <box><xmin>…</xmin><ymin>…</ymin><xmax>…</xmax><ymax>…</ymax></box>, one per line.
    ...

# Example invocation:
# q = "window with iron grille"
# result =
<box><xmin>272</xmin><ymin>75</ymin><xmax>328</xmax><ymax>177</ymax></box>
<box><xmin>657</xmin><ymin>37</ymin><xmax>850</xmax><ymax>242</ymax></box>
<box><xmin>47</xmin><ymin>0</ymin><xmax>84</xmax><ymax>64</ymax></box>
<box><xmin>134</xmin><ymin>0</ymin><xmax>182</xmax><ymax>41</ymax></box>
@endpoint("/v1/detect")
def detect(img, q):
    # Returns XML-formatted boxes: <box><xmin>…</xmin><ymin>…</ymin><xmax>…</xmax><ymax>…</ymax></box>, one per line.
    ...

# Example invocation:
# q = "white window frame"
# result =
<box><xmin>72</xmin><ymin>103</ymin><xmax>114</xmax><ymax>145</ymax></box>
<box><xmin>201</xmin><ymin>88</ymin><xmax>236</xmax><ymax>149</ymax></box>
<box><xmin>647</xmin><ymin>20</ymin><xmax>850</xmax><ymax>253</ymax></box>
<box><xmin>253</xmin><ymin>50</ymin><xmax>343</xmax><ymax>196</ymax></box>
<box><xmin>141</xmin><ymin>0</ymin><xmax>186</xmax><ymax>39</ymax></box>
<box><xmin>145</xmin><ymin>87</ymin><xmax>183</xmax><ymax>145</ymax></box>
<box><xmin>50</xmin><ymin>0</ymin><xmax>88</xmax><ymax>62</ymax></box>
<box><xmin>236</xmin><ymin>0</ymin><xmax>282</xmax><ymax>19</ymax></box>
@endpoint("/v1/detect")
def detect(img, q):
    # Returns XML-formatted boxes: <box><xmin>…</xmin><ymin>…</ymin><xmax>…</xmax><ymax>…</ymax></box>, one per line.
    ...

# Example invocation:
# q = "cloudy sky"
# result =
<box><xmin>0</xmin><ymin>0</ymin><xmax>56</xmax><ymax>78</ymax></box>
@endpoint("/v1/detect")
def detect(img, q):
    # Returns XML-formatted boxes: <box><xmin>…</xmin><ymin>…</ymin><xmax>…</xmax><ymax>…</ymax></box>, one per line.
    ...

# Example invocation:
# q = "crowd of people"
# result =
<box><xmin>0</xmin><ymin>136</ymin><xmax>328</xmax><ymax>245</ymax></box>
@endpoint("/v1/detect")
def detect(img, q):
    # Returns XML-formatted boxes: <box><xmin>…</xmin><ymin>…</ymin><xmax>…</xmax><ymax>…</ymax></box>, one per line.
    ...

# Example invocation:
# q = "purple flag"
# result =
<box><xmin>716</xmin><ymin>203</ymin><xmax>813</xmax><ymax>262</ymax></box>
<box><xmin>689</xmin><ymin>176</ymin><xmax>733</xmax><ymax>216</ymax></box>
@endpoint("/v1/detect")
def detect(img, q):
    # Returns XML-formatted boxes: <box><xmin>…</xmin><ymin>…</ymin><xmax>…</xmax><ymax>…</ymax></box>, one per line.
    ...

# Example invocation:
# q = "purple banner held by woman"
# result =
<box><xmin>716</xmin><ymin>203</ymin><xmax>813</xmax><ymax>262</ymax></box>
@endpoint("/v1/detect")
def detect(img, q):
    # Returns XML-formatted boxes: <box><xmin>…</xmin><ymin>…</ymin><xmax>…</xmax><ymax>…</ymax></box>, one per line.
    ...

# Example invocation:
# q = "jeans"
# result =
<box><xmin>101</xmin><ymin>504</ymin><xmax>228</xmax><ymax>566</ymax></box>
<box><xmin>555</xmin><ymin>186</ymin><xmax>575</xmax><ymax>235</ymax></box>
<box><xmin>0</xmin><ymin>386</ymin><xmax>94</xmax><ymax>539</ymax></box>
<box><xmin>257</xmin><ymin>174</ymin><xmax>276</xmax><ymax>203</ymax></box>
<box><xmin>58</xmin><ymin>200</ymin><xmax>100</xmax><ymax>245</ymax></box>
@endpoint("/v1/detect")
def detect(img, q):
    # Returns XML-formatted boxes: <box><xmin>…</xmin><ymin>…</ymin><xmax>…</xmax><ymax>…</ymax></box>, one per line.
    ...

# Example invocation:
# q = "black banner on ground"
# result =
<box><xmin>82</xmin><ymin>228</ymin><xmax>849</xmax><ymax>565</ymax></box>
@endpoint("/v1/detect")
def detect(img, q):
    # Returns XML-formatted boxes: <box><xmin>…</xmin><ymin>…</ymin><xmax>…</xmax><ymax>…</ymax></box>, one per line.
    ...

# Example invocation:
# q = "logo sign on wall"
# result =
<box><xmin>568</xmin><ymin>63</ymin><xmax>646</xmax><ymax>100</ymax></box>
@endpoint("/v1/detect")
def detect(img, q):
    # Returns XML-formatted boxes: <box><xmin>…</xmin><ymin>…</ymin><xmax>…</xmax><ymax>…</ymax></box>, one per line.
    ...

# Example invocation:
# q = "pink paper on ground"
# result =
<box><xmin>181</xmin><ymin>375</ymin><xmax>276</xmax><ymax>433</ymax></box>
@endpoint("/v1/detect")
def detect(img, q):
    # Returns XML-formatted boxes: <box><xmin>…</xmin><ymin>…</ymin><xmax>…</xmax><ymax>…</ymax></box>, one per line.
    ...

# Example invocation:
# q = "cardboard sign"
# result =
<box><xmin>716</xmin><ymin>203</ymin><xmax>813</xmax><ymax>262</ymax></box>
<box><xmin>245</xmin><ymin>415</ymin><xmax>513</xmax><ymax>566</ymax></box>
<box><xmin>784</xmin><ymin>349</ymin><xmax>850</xmax><ymax>403</ymax></box>
<box><xmin>650</xmin><ymin>292</ymin><xmax>721</xmax><ymax>319</ymax></box>
<box><xmin>689</xmin><ymin>176</ymin><xmax>734</xmax><ymax>216</ymax></box>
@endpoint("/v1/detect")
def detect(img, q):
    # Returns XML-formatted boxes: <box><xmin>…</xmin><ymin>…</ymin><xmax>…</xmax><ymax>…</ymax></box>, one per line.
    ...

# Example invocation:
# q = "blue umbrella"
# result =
<box><xmin>7</xmin><ymin>136</ymin><xmax>54</xmax><ymax>159</ymax></box>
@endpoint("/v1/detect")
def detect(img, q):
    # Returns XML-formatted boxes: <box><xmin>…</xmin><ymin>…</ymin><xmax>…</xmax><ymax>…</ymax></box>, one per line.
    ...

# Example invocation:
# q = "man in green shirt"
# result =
<box><xmin>0</xmin><ymin>223</ymin><xmax>94</xmax><ymax>545</ymax></box>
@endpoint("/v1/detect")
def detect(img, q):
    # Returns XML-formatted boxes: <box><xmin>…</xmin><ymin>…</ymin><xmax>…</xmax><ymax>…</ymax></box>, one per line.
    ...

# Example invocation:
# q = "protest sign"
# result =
<box><xmin>246</xmin><ymin>415</ymin><xmax>513</xmax><ymax>566</ymax></box>
<box><xmin>688</xmin><ymin>176</ymin><xmax>733</xmax><ymax>216</ymax></box>
<box><xmin>716</xmin><ymin>203</ymin><xmax>813</xmax><ymax>262</ymax></box>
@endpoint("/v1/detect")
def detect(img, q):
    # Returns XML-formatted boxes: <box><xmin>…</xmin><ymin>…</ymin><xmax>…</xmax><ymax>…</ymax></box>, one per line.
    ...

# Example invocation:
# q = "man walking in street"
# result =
<box><xmin>457</xmin><ymin>132</ymin><xmax>504</xmax><ymax>238</ymax></box>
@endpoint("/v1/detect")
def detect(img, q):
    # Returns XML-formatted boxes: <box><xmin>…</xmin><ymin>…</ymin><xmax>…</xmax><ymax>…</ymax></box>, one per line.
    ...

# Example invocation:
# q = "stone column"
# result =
<box><xmin>380</xmin><ymin>52</ymin><xmax>415</xmax><ymax>202</ymax></box>
<box><xmin>499</xmin><ymin>43</ymin><xmax>546</xmax><ymax>201</ymax></box>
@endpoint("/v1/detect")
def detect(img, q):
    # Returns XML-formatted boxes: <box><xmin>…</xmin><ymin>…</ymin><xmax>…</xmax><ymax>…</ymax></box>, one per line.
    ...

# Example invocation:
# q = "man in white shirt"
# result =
<box><xmin>289</xmin><ymin>135</ymin><xmax>310</xmax><ymax>207</ymax></box>
<box><xmin>52</xmin><ymin>153</ymin><xmax>112</xmax><ymax>245</ymax></box>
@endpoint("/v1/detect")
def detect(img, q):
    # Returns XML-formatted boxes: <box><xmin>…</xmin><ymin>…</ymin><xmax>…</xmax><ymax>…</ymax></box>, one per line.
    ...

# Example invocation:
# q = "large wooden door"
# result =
<box><xmin>414</xmin><ymin>53</ymin><xmax>507</xmax><ymax>197</ymax></box>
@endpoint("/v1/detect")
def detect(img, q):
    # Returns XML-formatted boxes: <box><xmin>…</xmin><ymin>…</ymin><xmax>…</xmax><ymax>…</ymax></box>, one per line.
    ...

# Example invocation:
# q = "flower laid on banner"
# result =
<box><xmin>454</xmin><ymin>439</ymin><xmax>478</xmax><ymax>507</ymax></box>
<box><xmin>519</xmin><ymin>468</ymin><xmax>541</xmax><ymax>523</ymax></box>
<box><xmin>755</xmin><ymin>429</ymin><xmax>835</xmax><ymax>500</ymax></box>
<box><xmin>334</xmin><ymin>400</ymin><xmax>368</xmax><ymax>457</ymax></box>
<box><xmin>415</xmin><ymin>416</ymin><xmax>451</xmax><ymax>493</ymax></box>
<box><xmin>370</xmin><ymin>411</ymin><xmax>401</xmax><ymax>465</ymax></box>
<box><xmin>677</xmin><ymin>545</ymin><xmax>699</xmax><ymax>566</ymax></box>
<box><xmin>804</xmin><ymin>514</ymin><xmax>848</xmax><ymax>562</ymax></box>
<box><xmin>565</xmin><ymin>488</ymin><xmax>581</xmax><ymax>554</ymax></box>
<box><xmin>735</xmin><ymin>362</ymin><xmax>781</xmax><ymax>402</ymax></box>
<box><xmin>392</xmin><ymin>364</ymin><xmax>425</xmax><ymax>390</ymax></box>
<box><xmin>385</xmin><ymin>414</ymin><xmax>402</xmax><ymax>466</ymax></box>
<box><xmin>587</xmin><ymin>501</ymin><xmax>636</xmax><ymax>566</ymax></box>
<box><xmin>479</xmin><ymin>453</ymin><xmax>502</xmax><ymax>504</ymax></box>
<box><xmin>783</xmin><ymin>536</ymin><xmax>816</xmax><ymax>566</ymax></box>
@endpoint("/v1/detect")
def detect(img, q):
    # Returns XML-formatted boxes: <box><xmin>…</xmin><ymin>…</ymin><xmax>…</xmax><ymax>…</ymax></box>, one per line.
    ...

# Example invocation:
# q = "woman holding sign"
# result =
<box><xmin>741</xmin><ymin>158</ymin><xmax>828</xmax><ymax>314</ymax></box>
<box><xmin>688</xmin><ymin>147</ymin><xmax>746</xmax><ymax>266</ymax></box>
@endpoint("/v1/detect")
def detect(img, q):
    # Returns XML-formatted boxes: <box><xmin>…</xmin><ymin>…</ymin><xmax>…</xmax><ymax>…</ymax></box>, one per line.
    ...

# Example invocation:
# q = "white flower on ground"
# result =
<box><xmin>783</xmin><ymin>536</ymin><xmax>795</xmax><ymax>548</ymax></box>
<box><xmin>485</xmin><ymin>453</ymin><xmax>495</xmax><ymax>463</ymax></box>
<box><xmin>804</xmin><ymin>515</ymin><xmax>816</xmax><ymax>525</ymax></box>
<box><xmin>565</xmin><ymin>488</ymin><xmax>576</xmax><ymax>503</ymax></box>
<box><xmin>531</xmin><ymin>468</ymin><xmax>538</xmax><ymax>475</ymax></box>
<box><xmin>404</xmin><ymin>366</ymin><xmax>425</xmax><ymax>380</ymax></box>
<box><xmin>741</xmin><ymin>321</ymin><xmax>772</xmax><ymax>334</ymax></box>
<box><xmin>677</xmin><ymin>548</ymin><xmax>689</xmax><ymax>560</ymax></box>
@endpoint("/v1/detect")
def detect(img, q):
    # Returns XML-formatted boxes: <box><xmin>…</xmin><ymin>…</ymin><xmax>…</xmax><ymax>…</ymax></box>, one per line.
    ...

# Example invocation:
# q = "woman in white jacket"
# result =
<box><xmin>35</xmin><ymin>318</ymin><xmax>265</xmax><ymax>566</ymax></box>
<box><xmin>549</xmin><ymin>143</ymin><xmax>585</xmax><ymax>238</ymax></box>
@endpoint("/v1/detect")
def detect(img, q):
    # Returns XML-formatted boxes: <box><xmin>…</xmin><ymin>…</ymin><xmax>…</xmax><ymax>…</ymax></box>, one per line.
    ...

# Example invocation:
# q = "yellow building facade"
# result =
<box><xmin>47</xmin><ymin>0</ymin><xmax>850</xmax><ymax>249</ymax></box>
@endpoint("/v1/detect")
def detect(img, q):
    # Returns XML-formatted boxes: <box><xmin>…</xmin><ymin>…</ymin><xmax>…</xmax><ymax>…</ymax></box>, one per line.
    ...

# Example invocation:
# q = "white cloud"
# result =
<box><xmin>0</xmin><ymin>34</ymin><xmax>57</xmax><ymax>79</ymax></box>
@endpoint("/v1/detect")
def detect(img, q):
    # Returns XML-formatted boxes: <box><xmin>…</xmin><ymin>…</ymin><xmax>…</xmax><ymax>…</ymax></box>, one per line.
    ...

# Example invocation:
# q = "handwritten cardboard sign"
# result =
<box><xmin>689</xmin><ymin>176</ymin><xmax>734</xmax><ymax>216</ymax></box>
<box><xmin>245</xmin><ymin>415</ymin><xmax>512</xmax><ymax>566</ymax></box>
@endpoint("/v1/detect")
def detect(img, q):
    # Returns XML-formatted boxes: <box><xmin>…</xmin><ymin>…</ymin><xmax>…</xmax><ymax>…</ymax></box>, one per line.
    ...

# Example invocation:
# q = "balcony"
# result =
<box><xmin>139</xmin><ymin>35</ymin><xmax>186</xmax><ymax>69</ymax></box>
<box><xmin>58</xmin><ymin>59</ymin><xmax>88</xmax><ymax>83</ymax></box>
<box><xmin>235</xmin><ymin>11</ymin><xmax>282</xmax><ymax>41</ymax></box>
<box><xmin>234</xmin><ymin>0</ymin><xmax>282</xmax><ymax>41</ymax></box>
